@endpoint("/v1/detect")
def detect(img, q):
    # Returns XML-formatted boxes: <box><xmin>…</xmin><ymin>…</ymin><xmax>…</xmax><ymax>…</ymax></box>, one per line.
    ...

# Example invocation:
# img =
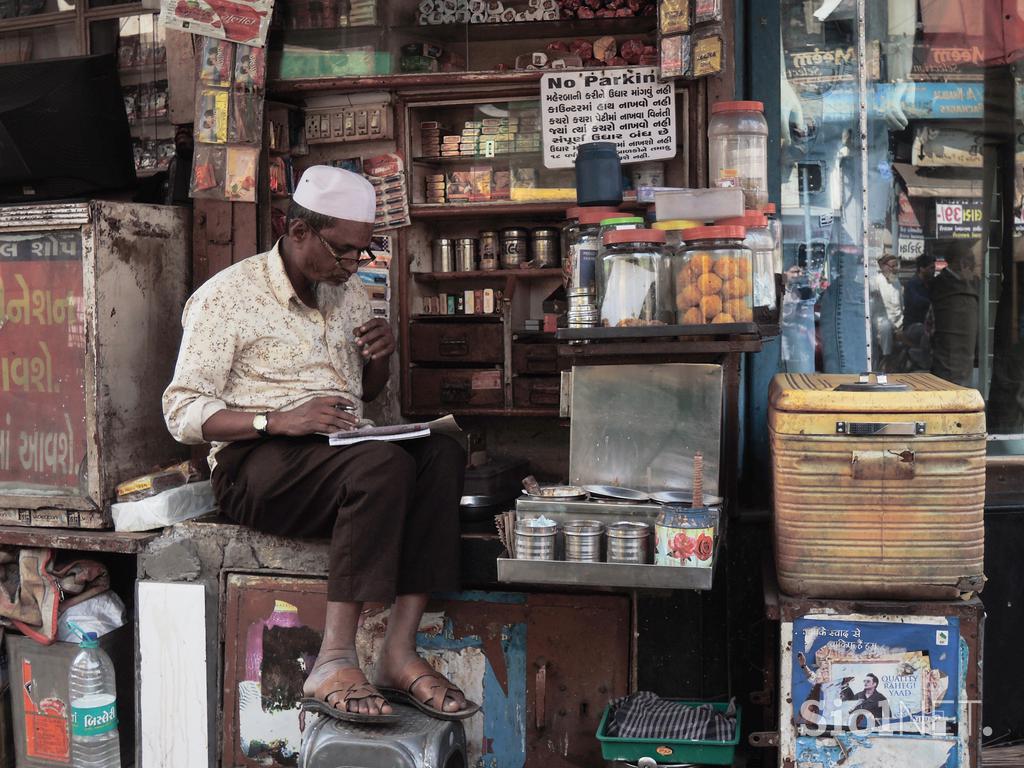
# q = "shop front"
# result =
<box><xmin>0</xmin><ymin>0</ymin><xmax>1019</xmax><ymax>766</ymax></box>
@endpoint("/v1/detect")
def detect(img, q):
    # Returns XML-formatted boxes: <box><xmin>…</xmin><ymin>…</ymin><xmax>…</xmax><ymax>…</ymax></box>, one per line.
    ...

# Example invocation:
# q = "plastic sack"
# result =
<box><xmin>57</xmin><ymin>590</ymin><xmax>127</xmax><ymax>642</ymax></box>
<box><xmin>111</xmin><ymin>480</ymin><xmax>216</xmax><ymax>532</ymax></box>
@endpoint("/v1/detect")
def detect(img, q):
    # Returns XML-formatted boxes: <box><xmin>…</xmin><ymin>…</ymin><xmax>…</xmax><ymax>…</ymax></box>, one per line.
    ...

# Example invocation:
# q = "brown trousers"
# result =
<box><xmin>211</xmin><ymin>434</ymin><xmax>465</xmax><ymax>603</ymax></box>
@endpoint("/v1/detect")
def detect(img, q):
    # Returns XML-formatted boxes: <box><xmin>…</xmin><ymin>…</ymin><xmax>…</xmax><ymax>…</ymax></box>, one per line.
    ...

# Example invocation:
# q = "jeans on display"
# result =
<box><xmin>819</xmin><ymin>248</ymin><xmax>869</xmax><ymax>373</ymax></box>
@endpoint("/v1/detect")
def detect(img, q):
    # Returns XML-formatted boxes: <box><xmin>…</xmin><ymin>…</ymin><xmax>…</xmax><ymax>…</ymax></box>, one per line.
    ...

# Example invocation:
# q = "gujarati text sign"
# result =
<box><xmin>541</xmin><ymin>67</ymin><xmax>676</xmax><ymax>169</ymax></box>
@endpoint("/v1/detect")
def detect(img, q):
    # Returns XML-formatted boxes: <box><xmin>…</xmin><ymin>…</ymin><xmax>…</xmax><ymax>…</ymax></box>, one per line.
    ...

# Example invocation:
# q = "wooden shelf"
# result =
<box><xmin>269</xmin><ymin>69</ymin><xmax>546</xmax><ymax>96</ymax></box>
<box><xmin>414</xmin><ymin>268</ymin><xmax>562</xmax><ymax>281</ymax></box>
<box><xmin>412</xmin><ymin>152</ymin><xmax>542</xmax><ymax>166</ymax></box>
<box><xmin>0</xmin><ymin>526</ymin><xmax>160</xmax><ymax>554</ymax></box>
<box><xmin>411</xmin><ymin>313</ymin><xmax>503</xmax><ymax>321</ymax></box>
<box><xmin>394</xmin><ymin>16</ymin><xmax>655</xmax><ymax>43</ymax></box>
<box><xmin>411</xmin><ymin>201</ymin><xmax>574</xmax><ymax>218</ymax></box>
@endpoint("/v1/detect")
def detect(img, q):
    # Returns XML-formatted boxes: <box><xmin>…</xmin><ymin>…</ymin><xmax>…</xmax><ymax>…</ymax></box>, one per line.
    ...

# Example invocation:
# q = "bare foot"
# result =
<box><xmin>374</xmin><ymin>651</ymin><xmax>469</xmax><ymax>714</ymax></box>
<box><xmin>303</xmin><ymin>651</ymin><xmax>393</xmax><ymax>717</ymax></box>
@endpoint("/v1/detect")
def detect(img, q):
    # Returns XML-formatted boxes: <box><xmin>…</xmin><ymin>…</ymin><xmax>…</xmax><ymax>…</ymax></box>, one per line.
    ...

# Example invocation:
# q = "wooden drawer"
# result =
<box><xmin>411</xmin><ymin>368</ymin><xmax>505</xmax><ymax>409</ymax></box>
<box><xmin>410</xmin><ymin>322</ymin><xmax>503</xmax><ymax>364</ymax></box>
<box><xmin>513</xmin><ymin>376</ymin><xmax>561</xmax><ymax>409</ymax></box>
<box><xmin>512</xmin><ymin>341</ymin><xmax>559</xmax><ymax>374</ymax></box>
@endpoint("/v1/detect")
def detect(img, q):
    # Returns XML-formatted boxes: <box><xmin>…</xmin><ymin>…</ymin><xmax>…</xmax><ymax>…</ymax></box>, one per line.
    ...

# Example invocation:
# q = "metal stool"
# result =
<box><xmin>299</xmin><ymin>703</ymin><xmax>467</xmax><ymax>768</ymax></box>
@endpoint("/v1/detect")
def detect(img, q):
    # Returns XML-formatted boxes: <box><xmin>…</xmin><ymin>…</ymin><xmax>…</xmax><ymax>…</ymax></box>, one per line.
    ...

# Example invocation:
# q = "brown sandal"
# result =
<box><xmin>300</xmin><ymin>666</ymin><xmax>398</xmax><ymax>724</ymax></box>
<box><xmin>376</xmin><ymin>660</ymin><xmax>481</xmax><ymax>721</ymax></box>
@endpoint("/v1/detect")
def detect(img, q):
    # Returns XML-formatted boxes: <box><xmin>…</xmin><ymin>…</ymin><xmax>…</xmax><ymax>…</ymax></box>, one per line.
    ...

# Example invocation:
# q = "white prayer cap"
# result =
<box><xmin>293</xmin><ymin>165</ymin><xmax>376</xmax><ymax>224</ymax></box>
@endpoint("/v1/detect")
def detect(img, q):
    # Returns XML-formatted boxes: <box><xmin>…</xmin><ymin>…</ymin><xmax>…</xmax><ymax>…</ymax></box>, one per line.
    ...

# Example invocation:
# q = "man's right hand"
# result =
<box><xmin>269</xmin><ymin>396</ymin><xmax>359</xmax><ymax>436</ymax></box>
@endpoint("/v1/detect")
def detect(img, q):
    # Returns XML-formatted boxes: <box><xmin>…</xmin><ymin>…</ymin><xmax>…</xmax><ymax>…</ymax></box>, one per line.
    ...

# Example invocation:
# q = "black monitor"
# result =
<box><xmin>0</xmin><ymin>53</ymin><xmax>136</xmax><ymax>203</ymax></box>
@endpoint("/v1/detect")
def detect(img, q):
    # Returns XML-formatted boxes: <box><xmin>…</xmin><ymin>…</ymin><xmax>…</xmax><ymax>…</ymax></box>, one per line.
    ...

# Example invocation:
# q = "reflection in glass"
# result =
<box><xmin>778</xmin><ymin>0</ymin><xmax>1024</xmax><ymax>434</ymax></box>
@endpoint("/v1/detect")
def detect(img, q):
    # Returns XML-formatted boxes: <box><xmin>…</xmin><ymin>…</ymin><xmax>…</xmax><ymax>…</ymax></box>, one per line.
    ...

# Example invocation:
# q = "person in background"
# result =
<box><xmin>870</xmin><ymin>253</ymin><xmax>903</xmax><ymax>368</ymax></box>
<box><xmin>163</xmin><ymin>166</ymin><xmax>478</xmax><ymax>724</ymax></box>
<box><xmin>930</xmin><ymin>239</ymin><xmax>980</xmax><ymax>387</ymax></box>
<box><xmin>903</xmin><ymin>253</ymin><xmax>935</xmax><ymax>329</ymax></box>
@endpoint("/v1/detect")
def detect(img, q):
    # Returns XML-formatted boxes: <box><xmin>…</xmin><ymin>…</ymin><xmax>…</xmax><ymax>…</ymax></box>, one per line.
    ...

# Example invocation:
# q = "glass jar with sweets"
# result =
<box><xmin>598</xmin><ymin>228</ymin><xmax>671</xmax><ymax>328</ymax></box>
<box><xmin>676</xmin><ymin>225</ymin><xmax>753</xmax><ymax>326</ymax></box>
<box><xmin>721</xmin><ymin>211</ymin><xmax>775</xmax><ymax>314</ymax></box>
<box><xmin>708</xmin><ymin>101</ymin><xmax>769</xmax><ymax>210</ymax></box>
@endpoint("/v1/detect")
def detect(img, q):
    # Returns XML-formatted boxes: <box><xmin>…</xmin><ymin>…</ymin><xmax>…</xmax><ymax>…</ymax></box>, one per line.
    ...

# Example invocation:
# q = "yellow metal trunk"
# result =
<box><xmin>768</xmin><ymin>373</ymin><xmax>986</xmax><ymax>599</ymax></box>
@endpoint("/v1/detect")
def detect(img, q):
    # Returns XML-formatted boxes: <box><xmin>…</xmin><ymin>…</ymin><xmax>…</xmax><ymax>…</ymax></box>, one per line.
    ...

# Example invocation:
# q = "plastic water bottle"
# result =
<box><xmin>68</xmin><ymin>628</ymin><xmax>121</xmax><ymax>767</ymax></box>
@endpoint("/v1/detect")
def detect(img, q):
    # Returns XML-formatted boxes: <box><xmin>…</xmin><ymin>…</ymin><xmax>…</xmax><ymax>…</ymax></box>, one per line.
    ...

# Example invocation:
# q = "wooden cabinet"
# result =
<box><xmin>410</xmin><ymin>320</ymin><xmax>504</xmax><ymax>364</ymax></box>
<box><xmin>513</xmin><ymin>376</ymin><xmax>561</xmax><ymax>408</ymax></box>
<box><xmin>410</xmin><ymin>368</ymin><xmax>505</xmax><ymax>410</ymax></box>
<box><xmin>223</xmin><ymin>575</ymin><xmax>630</xmax><ymax>768</ymax></box>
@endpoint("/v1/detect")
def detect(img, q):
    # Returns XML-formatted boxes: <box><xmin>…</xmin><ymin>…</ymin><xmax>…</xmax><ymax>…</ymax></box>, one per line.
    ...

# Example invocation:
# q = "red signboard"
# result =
<box><xmin>0</xmin><ymin>231</ymin><xmax>87</xmax><ymax>491</ymax></box>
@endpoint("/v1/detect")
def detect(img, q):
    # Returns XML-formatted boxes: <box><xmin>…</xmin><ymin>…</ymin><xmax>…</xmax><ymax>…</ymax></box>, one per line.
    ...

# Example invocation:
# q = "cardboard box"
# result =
<box><xmin>8</xmin><ymin>627</ymin><xmax>134</xmax><ymax>768</ymax></box>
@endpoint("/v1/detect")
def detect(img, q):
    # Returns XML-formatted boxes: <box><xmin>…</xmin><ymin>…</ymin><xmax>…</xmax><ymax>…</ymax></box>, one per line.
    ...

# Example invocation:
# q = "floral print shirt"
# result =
<box><xmin>162</xmin><ymin>239</ymin><xmax>371</xmax><ymax>469</ymax></box>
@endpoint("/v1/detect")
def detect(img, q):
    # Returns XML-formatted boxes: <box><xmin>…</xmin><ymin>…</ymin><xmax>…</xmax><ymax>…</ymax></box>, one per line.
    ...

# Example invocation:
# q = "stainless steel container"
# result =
<box><xmin>500</xmin><ymin>228</ymin><xmax>529</xmax><ymax>269</ymax></box>
<box><xmin>433</xmin><ymin>238</ymin><xmax>455</xmax><ymax>272</ymax></box>
<box><xmin>514</xmin><ymin>519</ymin><xmax>557</xmax><ymax>561</ymax></box>
<box><xmin>479</xmin><ymin>230</ymin><xmax>499</xmax><ymax>266</ymax></box>
<box><xmin>606</xmin><ymin>521</ymin><xmax>650</xmax><ymax>564</ymax></box>
<box><xmin>455</xmin><ymin>237</ymin><xmax>477</xmax><ymax>272</ymax></box>
<box><xmin>563</xmin><ymin>519</ymin><xmax>604</xmax><ymax>562</ymax></box>
<box><xmin>531</xmin><ymin>227</ymin><xmax>561</xmax><ymax>268</ymax></box>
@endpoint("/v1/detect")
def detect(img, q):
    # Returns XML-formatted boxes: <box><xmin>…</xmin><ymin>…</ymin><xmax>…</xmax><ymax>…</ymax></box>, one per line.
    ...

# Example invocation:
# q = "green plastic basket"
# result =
<box><xmin>595</xmin><ymin>700</ymin><xmax>741</xmax><ymax>765</ymax></box>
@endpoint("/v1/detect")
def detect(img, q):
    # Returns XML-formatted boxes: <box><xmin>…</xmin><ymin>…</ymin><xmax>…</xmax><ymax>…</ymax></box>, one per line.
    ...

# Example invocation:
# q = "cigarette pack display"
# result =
<box><xmin>464</xmin><ymin>289</ymin><xmax>475</xmax><ymax>314</ymax></box>
<box><xmin>191</xmin><ymin>145</ymin><xmax>225</xmax><ymax>197</ymax></box>
<box><xmin>483</xmin><ymin>288</ymin><xmax>495</xmax><ymax>314</ymax></box>
<box><xmin>233</xmin><ymin>44</ymin><xmax>266</xmax><ymax>90</ymax></box>
<box><xmin>659</xmin><ymin>0</ymin><xmax>689</xmax><ymax>34</ymax></box>
<box><xmin>196</xmin><ymin>88</ymin><xmax>229</xmax><ymax>143</ymax></box>
<box><xmin>694</xmin><ymin>0</ymin><xmax>722</xmax><ymax>23</ymax></box>
<box><xmin>198</xmin><ymin>37</ymin><xmax>233</xmax><ymax>86</ymax></box>
<box><xmin>224</xmin><ymin>146</ymin><xmax>258</xmax><ymax>202</ymax></box>
<box><xmin>692</xmin><ymin>27</ymin><xmax>724</xmax><ymax>77</ymax></box>
<box><xmin>447</xmin><ymin>170</ymin><xmax>472</xmax><ymax>201</ymax></box>
<box><xmin>473</xmin><ymin>289</ymin><xmax>484</xmax><ymax>315</ymax></box>
<box><xmin>468</xmin><ymin>165</ymin><xmax>492</xmax><ymax>201</ymax></box>
<box><xmin>660</xmin><ymin>33</ymin><xmax>691</xmax><ymax>79</ymax></box>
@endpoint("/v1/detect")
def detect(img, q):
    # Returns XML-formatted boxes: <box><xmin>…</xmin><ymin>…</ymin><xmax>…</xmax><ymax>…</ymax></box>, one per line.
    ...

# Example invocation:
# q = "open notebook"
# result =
<box><xmin>326</xmin><ymin>414</ymin><xmax>461</xmax><ymax>447</ymax></box>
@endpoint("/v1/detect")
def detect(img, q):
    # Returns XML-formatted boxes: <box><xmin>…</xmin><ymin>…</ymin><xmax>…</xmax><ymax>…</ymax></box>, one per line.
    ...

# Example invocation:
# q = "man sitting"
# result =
<box><xmin>163</xmin><ymin>166</ymin><xmax>477</xmax><ymax>723</ymax></box>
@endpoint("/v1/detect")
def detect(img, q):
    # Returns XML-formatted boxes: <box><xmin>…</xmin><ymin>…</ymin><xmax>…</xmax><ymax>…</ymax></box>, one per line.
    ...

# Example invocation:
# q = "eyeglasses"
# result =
<box><xmin>313</xmin><ymin>229</ymin><xmax>374</xmax><ymax>269</ymax></box>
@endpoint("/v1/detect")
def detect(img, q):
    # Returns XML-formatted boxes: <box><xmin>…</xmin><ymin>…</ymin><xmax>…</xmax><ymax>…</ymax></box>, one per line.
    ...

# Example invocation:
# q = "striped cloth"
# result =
<box><xmin>605</xmin><ymin>692</ymin><xmax>736</xmax><ymax>742</ymax></box>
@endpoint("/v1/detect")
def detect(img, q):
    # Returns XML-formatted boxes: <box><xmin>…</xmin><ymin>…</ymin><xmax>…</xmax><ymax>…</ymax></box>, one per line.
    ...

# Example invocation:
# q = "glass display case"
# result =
<box><xmin>268</xmin><ymin>0</ymin><xmax>658</xmax><ymax>81</ymax></box>
<box><xmin>0</xmin><ymin>24</ymin><xmax>79</xmax><ymax>62</ymax></box>
<box><xmin>772</xmin><ymin>0</ymin><xmax>1024</xmax><ymax>436</ymax></box>
<box><xmin>91</xmin><ymin>13</ymin><xmax>173</xmax><ymax>176</ymax></box>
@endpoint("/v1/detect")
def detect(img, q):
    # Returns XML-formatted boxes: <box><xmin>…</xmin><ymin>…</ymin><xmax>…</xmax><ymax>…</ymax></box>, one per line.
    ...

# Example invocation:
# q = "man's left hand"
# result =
<box><xmin>354</xmin><ymin>319</ymin><xmax>396</xmax><ymax>361</ymax></box>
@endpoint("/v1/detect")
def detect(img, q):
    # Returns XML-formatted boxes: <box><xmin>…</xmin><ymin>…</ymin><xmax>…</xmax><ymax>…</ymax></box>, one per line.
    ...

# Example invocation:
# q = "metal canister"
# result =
<box><xmin>455</xmin><ymin>238</ymin><xmax>477</xmax><ymax>272</ymax></box>
<box><xmin>531</xmin><ymin>227</ymin><xmax>561</xmax><ymax>268</ymax></box>
<box><xmin>514</xmin><ymin>519</ymin><xmax>557</xmax><ymax>561</ymax></box>
<box><xmin>432</xmin><ymin>238</ymin><xmax>454</xmax><ymax>272</ymax></box>
<box><xmin>499</xmin><ymin>228</ymin><xmax>529</xmax><ymax>269</ymax></box>
<box><xmin>479</xmin><ymin>230</ymin><xmax>499</xmax><ymax>271</ymax></box>
<box><xmin>606</xmin><ymin>521</ymin><xmax>650</xmax><ymax>564</ymax></box>
<box><xmin>563</xmin><ymin>519</ymin><xmax>604</xmax><ymax>562</ymax></box>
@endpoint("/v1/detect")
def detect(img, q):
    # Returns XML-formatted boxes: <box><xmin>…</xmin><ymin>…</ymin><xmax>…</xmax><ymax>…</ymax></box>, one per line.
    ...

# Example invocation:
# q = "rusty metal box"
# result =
<box><xmin>769</xmin><ymin>373</ymin><xmax>986</xmax><ymax>600</ymax></box>
<box><xmin>410</xmin><ymin>368</ymin><xmax>504</xmax><ymax>410</ymax></box>
<box><xmin>512</xmin><ymin>377</ymin><xmax>560</xmax><ymax>409</ymax></box>
<box><xmin>409</xmin><ymin>322</ymin><xmax>503</xmax><ymax>365</ymax></box>
<box><xmin>298</xmin><ymin>704</ymin><xmax>466</xmax><ymax>768</ymax></box>
<box><xmin>0</xmin><ymin>202</ymin><xmax>191</xmax><ymax>528</ymax></box>
<box><xmin>777</xmin><ymin>595</ymin><xmax>983</xmax><ymax>768</ymax></box>
<box><xmin>222</xmin><ymin>575</ymin><xmax>629</xmax><ymax>768</ymax></box>
<box><xmin>6</xmin><ymin>627</ymin><xmax>134</xmax><ymax>767</ymax></box>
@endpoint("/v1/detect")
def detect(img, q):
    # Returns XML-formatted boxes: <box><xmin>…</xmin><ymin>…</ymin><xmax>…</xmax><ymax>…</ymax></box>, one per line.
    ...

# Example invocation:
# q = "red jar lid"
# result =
<box><xmin>579</xmin><ymin>208</ymin><xmax>624</xmax><ymax>225</ymax></box>
<box><xmin>719</xmin><ymin>211</ymin><xmax>767</xmax><ymax>228</ymax></box>
<box><xmin>681</xmin><ymin>225</ymin><xmax>746</xmax><ymax>241</ymax></box>
<box><xmin>710</xmin><ymin>100</ymin><xmax>764</xmax><ymax>114</ymax></box>
<box><xmin>602</xmin><ymin>228</ymin><xmax>667</xmax><ymax>246</ymax></box>
<box><xmin>761</xmin><ymin>202</ymin><xmax>777</xmax><ymax>214</ymax></box>
<box><xmin>567</xmin><ymin>205</ymin><xmax>618</xmax><ymax>220</ymax></box>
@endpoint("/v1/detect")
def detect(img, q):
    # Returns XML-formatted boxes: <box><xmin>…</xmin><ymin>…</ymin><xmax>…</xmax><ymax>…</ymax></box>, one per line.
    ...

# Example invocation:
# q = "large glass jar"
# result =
<box><xmin>676</xmin><ymin>226</ymin><xmax>753</xmax><ymax>325</ymax></box>
<box><xmin>708</xmin><ymin>101</ymin><xmax>769</xmax><ymax>210</ymax></box>
<box><xmin>598</xmin><ymin>228</ymin><xmax>671</xmax><ymax>328</ymax></box>
<box><xmin>721</xmin><ymin>211</ymin><xmax>775</xmax><ymax>313</ymax></box>
<box><xmin>596</xmin><ymin>216</ymin><xmax>644</xmax><ymax>294</ymax></box>
<box><xmin>562</xmin><ymin>206</ymin><xmax>619</xmax><ymax>291</ymax></box>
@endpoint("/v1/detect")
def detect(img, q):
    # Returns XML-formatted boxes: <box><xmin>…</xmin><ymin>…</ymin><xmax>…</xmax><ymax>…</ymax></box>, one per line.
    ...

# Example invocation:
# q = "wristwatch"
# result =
<box><xmin>252</xmin><ymin>413</ymin><xmax>269</xmax><ymax>436</ymax></box>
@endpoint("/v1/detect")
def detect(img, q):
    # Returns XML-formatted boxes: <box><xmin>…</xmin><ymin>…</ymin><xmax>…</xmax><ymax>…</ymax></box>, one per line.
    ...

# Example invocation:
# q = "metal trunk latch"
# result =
<box><xmin>836</xmin><ymin>421</ymin><xmax>926</xmax><ymax>436</ymax></box>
